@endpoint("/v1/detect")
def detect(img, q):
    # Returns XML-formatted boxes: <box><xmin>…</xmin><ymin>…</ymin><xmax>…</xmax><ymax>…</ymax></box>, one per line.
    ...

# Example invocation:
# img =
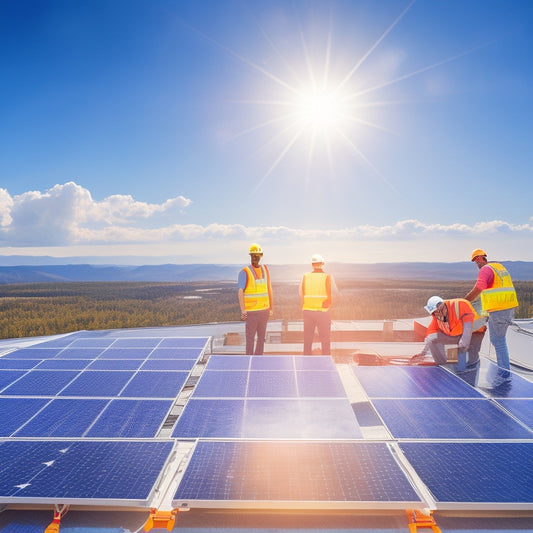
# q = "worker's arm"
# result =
<box><xmin>464</xmin><ymin>286</ymin><xmax>482</xmax><ymax>302</ymax></box>
<box><xmin>458</xmin><ymin>321</ymin><xmax>473</xmax><ymax>351</ymax></box>
<box><xmin>238</xmin><ymin>288</ymin><xmax>247</xmax><ymax>320</ymax></box>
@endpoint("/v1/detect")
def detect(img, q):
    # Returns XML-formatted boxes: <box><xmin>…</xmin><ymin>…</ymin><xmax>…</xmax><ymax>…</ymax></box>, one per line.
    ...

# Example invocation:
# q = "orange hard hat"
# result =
<box><xmin>471</xmin><ymin>248</ymin><xmax>487</xmax><ymax>261</ymax></box>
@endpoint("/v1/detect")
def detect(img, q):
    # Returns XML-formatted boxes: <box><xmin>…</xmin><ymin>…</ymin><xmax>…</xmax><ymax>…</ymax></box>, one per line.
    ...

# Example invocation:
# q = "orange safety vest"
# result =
<box><xmin>427</xmin><ymin>298</ymin><xmax>485</xmax><ymax>337</ymax></box>
<box><xmin>302</xmin><ymin>272</ymin><xmax>329</xmax><ymax>312</ymax></box>
<box><xmin>480</xmin><ymin>262</ymin><xmax>518</xmax><ymax>314</ymax></box>
<box><xmin>243</xmin><ymin>265</ymin><xmax>270</xmax><ymax>311</ymax></box>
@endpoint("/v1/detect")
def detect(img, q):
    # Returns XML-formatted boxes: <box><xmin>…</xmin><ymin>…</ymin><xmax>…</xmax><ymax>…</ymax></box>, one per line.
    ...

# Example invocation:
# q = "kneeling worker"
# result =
<box><xmin>412</xmin><ymin>296</ymin><xmax>486</xmax><ymax>371</ymax></box>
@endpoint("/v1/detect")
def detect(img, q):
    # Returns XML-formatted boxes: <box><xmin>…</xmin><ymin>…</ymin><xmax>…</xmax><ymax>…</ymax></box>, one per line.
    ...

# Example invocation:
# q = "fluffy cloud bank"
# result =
<box><xmin>0</xmin><ymin>183</ymin><xmax>532</xmax><ymax>260</ymax></box>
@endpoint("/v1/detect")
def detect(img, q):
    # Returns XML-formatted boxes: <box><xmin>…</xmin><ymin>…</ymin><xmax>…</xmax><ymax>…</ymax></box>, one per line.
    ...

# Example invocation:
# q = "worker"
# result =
<box><xmin>464</xmin><ymin>249</ymin><xmax>518</xmax><ymax>376</ymax></box>
<box><xmin>299</xmin><ymin>253</ymin><xmax>336</xmax><ymax>355</ymax></box>
<box><xmin>238</xmin><ymin>243</ymin><xmax>273</xmax><ymax>355</ymax></box>
<box><xmin>412</xmin><ymin>296</ymin><xmax>486</xmax><ymax>371</ymax></box>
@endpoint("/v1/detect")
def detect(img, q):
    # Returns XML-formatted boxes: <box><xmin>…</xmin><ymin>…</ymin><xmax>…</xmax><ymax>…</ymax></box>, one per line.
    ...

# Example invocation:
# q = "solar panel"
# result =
<box><xmin>119</xmin><ymin>371</ymin><xmax>189</xmax><ymax>398</ymax></box>
<box><xmin>247</xmin><ymin>370</ymin><xmax>298</xmax><ymax>397</ymax></box>
<box><xmin>58</xmin><ymin>371</ymin><xmax>133</xmax><ymax>397</ymax></box>
<box><xmin>85</xmin><ymin>399</ymin><xmax>173</xmax><ymax>437</ymax></box>
<box><xmin>193</xmin><ymin>370</ymin><xmax>248</xmax><ymax>398</ymax></box>
<box><xmin>149</xmin><ymin>347</ymin><xmax>203</xmax><ymax>359</ymax></box>
<box><xmin>141</xmin><ymin>358</ymin><xmax>197</xmax><ymax>371</ymax></box>
<box><xmin>0</xmin><ymin>359</ymin><xmax>38</xmax><ymax>370</ymax></box>
<box><xmin>250</xmin><ymin>355</ymin><xmax>294</xmax><ymax>370</ymax></box>
<box><xmin>371</xmin><ymin>399</ymin><xmax>533</xmax><ymax>439</ymax></box>
<box><xmin>205</xmin><ymin>355</ymin><xmax>250</xmax><ymax>370</ymax></box>
<box><xmin>13</xmin><ymin>399</ymin><xmax>108</xmax><ymax>437</ymax></box>
<box><xmin>353</xmin><ymin>366</ymin><xmax>483</xmax><ymax>398</ymax></box>
<box><xmin>173</xmin><ymin>398</ymin><xmax>362</xmax><ymax>439</ymax></box>
<box><xmin>173</xmin><ymin>441</ymin><xmax>422</xmax><ymax>509</ymax></box>
<box><xmin>2</xmin><ymin>370</ymin><xmax>79</xmax><ymax>396</ymax></box>
<box><xmin>497</xmin><ymin>399</ymin><xmax>533</xmax><ymax>431</ymax></box>
<box><xmin>296</xmin><ymin>370</ymin><xmax>346</xmax><ymax>397</ymax></box>
<box><xmin>99</xmin><ymin>347</ymin><xmax>153</xmax><ymax>359</ymax></box>
<box><xmin>294</xmin><ymin>355</ymin><xmax>336</xmax><ymax>370</ymax></box>
<box><xmin>0</xmin><ymin>440</ymin><xmax>174</xmax><ymax>506</ymax></box>
<box><xmin>0</xmin><ymin>398</ymin><xmax>49</xmax><ymax>436</ymax></box>
<box><xmin>87</xmin><ymin>359</ymin><xmax>143</xmax><ymax>370</ymax></box>
<box><xmin>159</xmin><ymin>337</ymin><xmax>209</xmax><ymax>348</ymax></box>
<box><xmin>56</xmin><ymin>348</ymin><xmax>106</xmax><ymax>359</ymax></box>
<box><xmin>6</xmin><ymin>348</ymin><xmax>62</xmax><ymax>359</ymax></box>
<box><xmin>0</xmin><ymin>370</ymin><xmax>28</xmax><ymax>391</ymax></box>
<box><xmin>399</xmin><ymin>442</ymin><xmax>533</xmax><ymax>509</ymax></box>
<box><xmin>36</xmin><ymin>359</ymin><xmax>90</xmax><ymax>370</ymax></box>
<box><xmin>112</xmin><ymin>338</ymin><xmax>162</xmax><ymax>348</ymax></box>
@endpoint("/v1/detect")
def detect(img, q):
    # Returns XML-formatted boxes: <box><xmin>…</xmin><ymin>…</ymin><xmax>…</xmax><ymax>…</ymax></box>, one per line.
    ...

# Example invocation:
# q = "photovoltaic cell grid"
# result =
<box><xmin>173</xmin><ymin>355</ymin><xmax>362</xmax><ymax>439</ymax></box>
<box><xmin>0</xmin><ymin>440</ymin><xmax>174</xmax><ymax>506</ymax></box>
<box><xmin>0</xmin><ymin>335</ymin><xmax>210</xmax><ymax>437</ymax></box>
<box><xmin>399</xmin><ymin>442</ymin><xmax>533</xmax><ymax>509</ymax></box>
<box><xmin>173</xmin><ymin>440</ymin><xmax>423</xmax><ymax>509</ymax></box>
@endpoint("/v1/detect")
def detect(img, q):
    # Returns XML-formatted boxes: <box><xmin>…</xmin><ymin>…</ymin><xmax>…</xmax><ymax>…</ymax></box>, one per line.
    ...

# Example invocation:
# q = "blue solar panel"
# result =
<box><xmin>59</xmin><ymin>371</ymin><xmax>133</xmax><ymax>397</ymax></box>
<box><xmin>371</xmin><ymin>399</ymin><xmax>533</xmax><ymax>439</ymax></box>
<box><xmin>99</xmin><ymin>347</ymin><xmax>153</xmax><ymax>359</ymax></box>
<box><xmin>36</xmin><ymin>359</ymin><xmax>90</xmax><ymax>370</ymax></box>
<box><xmin>69</xmin><ymin>339</ymin><xmax>116</xmax><ymax>348</ymax></box>
<box><xmin>119</xmin><ymin>371</ymin><xmax>188</xmax><ymax>398</ymax></box>
<box><xmin>0</xmin><ymin>398</ymin><xmax>49</xmax><ymax>436</ymax></box>
<box><xmin>353</xmin><ymin>366</ymin><xmax>483</xmax><ymax>398</ymax></box>
<box><xmin>193</xmin><ymin>370</ymin><xmax>248</xmax><ymax>398</ymax></box>
<box><xmin>149</xmin><ymin>348</ymin><xmax>203</xmax><ymax>359</ymax></box>
<box><xmin>480</xmin><ymin>373</ymin><xmax>533</xmax><ymax>399</ymax></box>
<box><xmin>141</xmin><ymin>359</ymin><xmax>197</xmax><ymax>371</ymax></box>
<box><xmin>112</xmin><ymin>338</ymin><xmax>162</xmax><ymax>348</ymax></box>
<box><xmin>399</xmin><ymin>442</ymin><xmax>533</xmax><ymax>506</ymax></box>
<box><xmin>0</xmin><ymin>440</ymin><xmax>174</xmax><ymax>504</ymax></box>
<box><xmin>296</xmin><ymin>370</ymin><xmax>346</xmax><ymax>397</ymax></box>
<box><xmin>294</xmin><ymin>355</ymin><xmax>336</xmax><ymax>370</ymax></box>
<box><xmin>2</xmin><ymin>371</ymin><xmax>78</xmax><ymax>396</ymax></box>
<box><xmin>251</xmin><ymin>355</ymin><xmax>294</xmax><ymax>370</ymax></box>
<box><xmin>247</xmin><ymin>370</ymin><xmax>298</xmax><ymax>397</ymax></box>
<box><xmin>173</xmin><ymin>441</ymin><xmax>421</xmax><ymax>508</ymax></box>
<box><xmin>5</xmin><ymin>348</ymin><xmax>62</xmax><ymax>359</ymax></box>
<box><xmin>85</xmin><ymin>399</ymin><xmax>173</xmax><ymax>437</ymax></box>
<box><xmin>88</xmin><ymin>359</ymin><xmax>143</xmax><ymax>370</ymax></box>
<box><xmin>56</xmin><ymin>348</ymin><xmax>106</xmax><ymax>359</ymax></box>
<box><xmin>0</xmin><ymin>359</ymin><xmax>38</xmax><ymax>370</ymax></box>
<box><xmin>205</xmin><ymin>355</ymin><xmax>250</xmax><ymax>370</ymax></box>
<box><xmin>14</xmin><ymin>399</ymin><xmax>108</xmax><ymax>437</ymax></box>
<box><xmin>159</xmin><ymin>337</ymin><xmax>209</xmax><ymax>348</ymax></box>
<box><xmin>172</xmin><ymin>399</ymin><xmax>245</xmax><ymax>438</ymax></box>
<box><xmin>497</xmin><ymin>399</ymin><xmax>533</xmax><ymax>431</ymax></box>
<box><xmin>173</xmin><ymin>398</ymin><xmax>362</xmax><ymax>439</ymax></box>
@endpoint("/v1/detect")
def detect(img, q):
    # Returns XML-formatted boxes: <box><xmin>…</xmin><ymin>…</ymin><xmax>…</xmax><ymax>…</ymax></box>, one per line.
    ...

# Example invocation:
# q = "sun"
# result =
<box><xmin>296</xmin><ymin>87</ymin><xmax>346</xmax><ymax>130</ymax></box>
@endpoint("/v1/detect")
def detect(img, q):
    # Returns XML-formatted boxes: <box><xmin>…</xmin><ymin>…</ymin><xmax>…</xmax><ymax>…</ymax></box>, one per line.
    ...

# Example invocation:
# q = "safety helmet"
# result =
<box><xmin>311</xmin><ymin>253</ymin><xmax>324</xmax><ymax>264</ymax></box>
<box><xmin>424</xmin><ymin>296</ymin><xmax>444</xmax><ymax>315</ymax></box>
<box><xmin>471</xmin><ymin>248</ymin><xmax>487</xmax><ymax>261</ymax></box>
<box><xmin>249</xmin><ymin>243</ymin><xmax>263</xmax><ymax>255</ymax></box>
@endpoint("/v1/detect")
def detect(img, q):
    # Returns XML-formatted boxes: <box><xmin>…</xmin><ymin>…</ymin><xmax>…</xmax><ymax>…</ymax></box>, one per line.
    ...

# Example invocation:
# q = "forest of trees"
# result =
<box><xmin>1</xmin><ymin>280</ymin><xmax>532</xmax><ymax>339</ymax></box>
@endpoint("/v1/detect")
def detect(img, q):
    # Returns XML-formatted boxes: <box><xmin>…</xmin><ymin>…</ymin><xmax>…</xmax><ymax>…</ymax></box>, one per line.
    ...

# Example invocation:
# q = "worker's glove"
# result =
<box><xmin>459</xmin><ymin>322</ymin><xmax>473</xmax><ymax>351</ymax></box>
<box><xmin>458</xmin><ymin>338</ymin><xmax>469</xmax><ymax>351</ymax></box>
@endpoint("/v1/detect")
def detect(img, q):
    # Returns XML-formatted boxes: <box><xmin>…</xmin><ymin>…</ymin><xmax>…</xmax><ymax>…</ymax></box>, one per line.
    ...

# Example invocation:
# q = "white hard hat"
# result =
<box><xmin>424</xmin><ymin>296</ymin><xmax>444</xmax><ymax>315</ymax></box>
<box><xmin>311</xmin><ymin>253</ymin><xmax>324</xmax><ymax>264</ymax></box>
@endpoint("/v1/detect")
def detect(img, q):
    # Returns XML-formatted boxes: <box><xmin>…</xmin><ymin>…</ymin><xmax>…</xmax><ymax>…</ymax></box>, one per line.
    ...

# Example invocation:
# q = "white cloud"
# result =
<box><xmin>0</xmin><ymin>182</ymin><xmax>532</xmax><ymax>262</ymax></box>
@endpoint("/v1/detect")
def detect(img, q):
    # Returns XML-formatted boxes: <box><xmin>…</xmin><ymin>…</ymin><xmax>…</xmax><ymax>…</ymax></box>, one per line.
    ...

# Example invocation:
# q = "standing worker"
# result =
<box><xmin>412</xmin><ymin>296</ymin><xmax>486</xmax><ymax>371</ymax></box>
<box><xmin>299</xmin><ymin>254</ymin><xmax>336</xmax><ymax>355</ymax></box>
<box><xmin>465</xmin><ymin>249</ymin><xmax>518</xmax><ymax>376</ymax></box>
<box><xmin>238</xmin><ymin>243</ymin><xmax>273</xmax><ymax>355</ymax></box>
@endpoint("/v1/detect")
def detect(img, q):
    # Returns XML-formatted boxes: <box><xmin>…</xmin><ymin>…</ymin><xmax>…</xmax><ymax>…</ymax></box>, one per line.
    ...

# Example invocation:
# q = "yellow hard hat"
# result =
<box><xmin>471</xmin><ymin>248</ymin><xmax>487</xmax><ymax>261</ymax></box>
<box><xmin>249</xmin><ymin>243</ymin><xmax>263</xmax><ymax>255</ymax></box>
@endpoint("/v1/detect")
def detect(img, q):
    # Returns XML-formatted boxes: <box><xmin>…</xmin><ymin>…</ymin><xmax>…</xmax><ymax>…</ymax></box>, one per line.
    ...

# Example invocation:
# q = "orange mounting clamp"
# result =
<box><xmin>143</xmin><ymin>508</ymin><xmax>179</xmax><ymax>532</ymax></box>
<box><xmin>406</xmin><ymin>509</ymin><xmax>441</xmax><ymax>533</ymax></box>
<box><xmin>44</xmin><ymin>504</ymin><xmax>69</xmax><ymax>533</ymax></box>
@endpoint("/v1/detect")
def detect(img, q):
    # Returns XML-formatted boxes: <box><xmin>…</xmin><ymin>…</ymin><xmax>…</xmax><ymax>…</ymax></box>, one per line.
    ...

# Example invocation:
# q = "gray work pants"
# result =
<box><xmin>426</xmin><ymin>330</ymin><xmax>485</xmax><ymax>367</ymax></box>
<box><xmin>245</xmin><ymin>309</ymin><xmax>269</xmax><ymax>355</ymax></box>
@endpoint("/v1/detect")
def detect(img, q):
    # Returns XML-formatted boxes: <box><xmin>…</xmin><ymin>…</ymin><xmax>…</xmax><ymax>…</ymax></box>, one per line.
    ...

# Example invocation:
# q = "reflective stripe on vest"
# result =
<box><xmin>243</xmin><ymin>266</ymin><xmax>270</xmax><ymax>311</ymax></box>
<box><xmin>302</xmin><ymin>272</ymin><xmax>328</xmax><ymax>312</ymax></box>
<box><xmin>480</xmin><ymin>263</ymin><xmax>518</xmax><ymax>314</ymax></box>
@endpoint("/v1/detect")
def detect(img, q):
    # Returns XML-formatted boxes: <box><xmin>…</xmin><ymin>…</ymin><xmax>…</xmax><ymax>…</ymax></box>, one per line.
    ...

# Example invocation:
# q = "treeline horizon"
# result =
<box><xmin>1</xmin><ymin>280</ymin><xmax>532</xmax><ymax>340</ymax></box>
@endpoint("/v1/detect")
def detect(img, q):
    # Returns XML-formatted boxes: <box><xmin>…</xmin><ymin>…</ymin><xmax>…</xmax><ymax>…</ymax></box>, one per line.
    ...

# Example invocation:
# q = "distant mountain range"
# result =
<box><xmin>0</xmin><ymin>261</ymin><xmax>532</xmax><ymax>284</ymax></box>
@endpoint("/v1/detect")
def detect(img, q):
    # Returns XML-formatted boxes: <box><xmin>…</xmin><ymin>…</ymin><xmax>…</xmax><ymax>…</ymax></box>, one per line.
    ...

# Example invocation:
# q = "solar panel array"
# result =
<box><xmin>0</xmin><ymin>332</ymin><xmax>210</xmax><ymax>507</ymax></box>
<box><xmin>2</xmin><ymin>330</ymin><xmax>532</xmax><ymax>513</ymax></box>
<box><xmin>352</xmin><ymin>363</ymin><xmax>533</xmax><ymax>510</ymax></box>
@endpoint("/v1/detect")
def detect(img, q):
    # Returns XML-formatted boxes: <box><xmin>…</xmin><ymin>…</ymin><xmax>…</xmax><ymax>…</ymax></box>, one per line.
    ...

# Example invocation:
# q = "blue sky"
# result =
<box><xmin>1</xmin><ymin>0</ymin><xmax>532</xmax><ymax>265</ymax></box>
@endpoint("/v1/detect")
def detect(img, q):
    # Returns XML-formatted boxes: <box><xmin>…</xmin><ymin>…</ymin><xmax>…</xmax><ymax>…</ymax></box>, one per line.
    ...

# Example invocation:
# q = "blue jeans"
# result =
<box><xmin>488</xmin><ymin>308</ymin><xmax>515</xmax><ymax>372</ymax></box>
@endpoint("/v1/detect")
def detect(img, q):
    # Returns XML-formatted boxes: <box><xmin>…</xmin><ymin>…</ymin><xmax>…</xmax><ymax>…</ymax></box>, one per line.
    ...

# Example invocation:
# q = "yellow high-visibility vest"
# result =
<box><xmin>302</xmin><ymin>272</ymin><xmax>328</xmax><ymax>312</ymax></box>
<box><xmin>243</xmin><ymin>266</ymin><xmax>270</xmax><ymax>311</ymax></box>
<box><xmin>480</xmin><ymin>262</ymin><xmax>518</xmax><ymax>314</ymax></box>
